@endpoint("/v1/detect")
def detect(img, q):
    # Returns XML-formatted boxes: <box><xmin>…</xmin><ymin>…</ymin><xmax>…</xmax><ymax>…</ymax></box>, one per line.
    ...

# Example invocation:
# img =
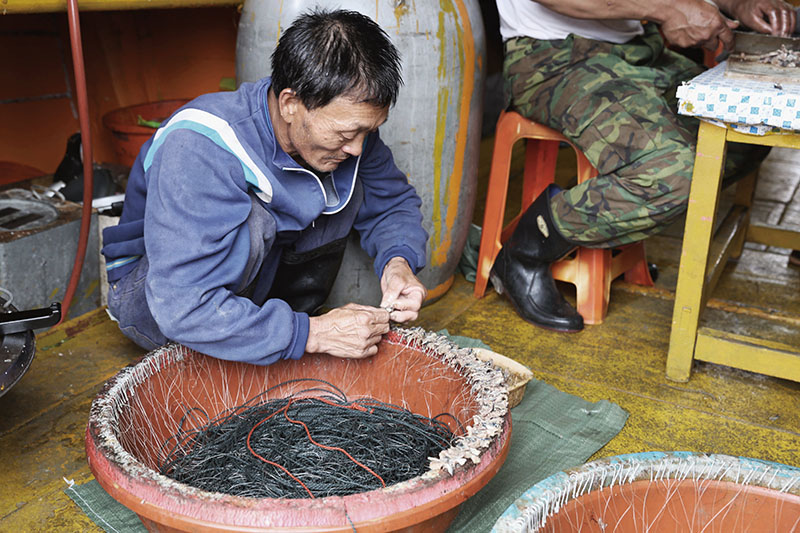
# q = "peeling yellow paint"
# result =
<box><xmin>394</xmin><ymin>0</ymin><xmax>409</xmax><ymax>26</ymax></box>
<box><xmin>433</xmin><ymin>85</ymin><xmax>450</xmax><ymax>251</ymax></box>
<box><xmin>436</xmin><ymin>10</ymin><xmax>448</xmax><ymax>79</ymax></box>
<box><xmin>84</xmin><ymin>280</ymin><xmax>99</xmax><ymax>299</ymax></box>
<box><xmin>430</xmin><ymin>0</ymin><xmax>475</xmax><ymax>266</ymax></box>
<box><xmin>275</xmin><ymin>0</ymin><xmax>284</xmax><ymax>45</ymax></box>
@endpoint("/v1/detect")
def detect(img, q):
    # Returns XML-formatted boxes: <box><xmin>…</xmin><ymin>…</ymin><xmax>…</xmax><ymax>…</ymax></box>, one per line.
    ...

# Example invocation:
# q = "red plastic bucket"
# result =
<box><xmin>102</xmin><ymin>99</ymin><xmax>190</xmax><ymax>167</ymax></box>
<box><xmin>85</xmin><ymin>329</ymin><xmax>512</xmax><ymax>532</ymax></box>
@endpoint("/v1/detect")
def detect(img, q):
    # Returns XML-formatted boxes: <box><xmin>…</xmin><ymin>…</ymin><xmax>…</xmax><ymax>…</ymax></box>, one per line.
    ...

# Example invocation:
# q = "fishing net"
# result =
<box><xmin>86</xmin><ymin>327</ymin><xmax>512</xmax><ymax>531</ymax></box>
<box><xmin>493</xmin><ymin>451</ymin><xmax>800</xmax><ymax>532</ymax></box>
<box><xmin>157</xmin><ymin>379</ymin><xmax>456</xmax><ymax>498</ymax></box>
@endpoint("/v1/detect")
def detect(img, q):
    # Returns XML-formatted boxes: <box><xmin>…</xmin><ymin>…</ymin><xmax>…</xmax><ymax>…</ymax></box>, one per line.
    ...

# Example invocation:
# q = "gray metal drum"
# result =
<box><xmin>236</xmin><ymin>0</ymin><xmax>486</xmax><ymax>306</ymax></box>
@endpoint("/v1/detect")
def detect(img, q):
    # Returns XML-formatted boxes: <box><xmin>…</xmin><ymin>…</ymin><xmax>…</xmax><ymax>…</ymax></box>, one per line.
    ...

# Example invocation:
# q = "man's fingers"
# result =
<box><xmin>307</xmin><ymin>304</ymin><xmax>393</xmax><ymax>358</ymax></box>
<box><xmin>379</xmin><ymin>295</ymin><xmax>397</xmax><ymax>310</ymax></box>
<box><xmin>386</xmin><ymin>288</ymin><xmax>425</xmax><ymax>321</ymax></box>
<box><xmin>364</xmin><ymin>344</ymin><xmax>379</xmax><ymax>357</ymax></box>
<box><xmin>372</xmin><ymin>308</ymin><xmax>392</xmax><ymax>325</ymax></box>
<box><xmin>767</xmin><ymin>8</ymin><xmax>780</xmax><ymax>34</ymax></box>
<box><xmin>353</xmin><ymin>339</ymin><xmax>381</xmax><ymax>358</ymax></box>
<box><xmin>380</xmin><ymin>284</ymin><xmax>402</xmax><ymax>309</ymax></box>
<box><xmin>389</xmin><ymin>309</ymin><xmax>419</xmax><ymax>323</ymax></box>
<box><xmin>781</xmin><ymin>8</ymin><xmax>795</xmax><ymax>36</ymax></box>
<box><xmin>342</xmin><ymin>303</ymin><xmax>390</xmax><ymax>323</ymax></box>
<box><xmin>718</xmin><ymin>24</ymin><xmax>736</xmax><ymax>51</ymax></box>
<box><xmin>738</xmin><ymin>5</ymin><xmax>772</xmax><ymax>34</ymax></box>
<box><xmin>366</xmin><ymin>330</ymin><xmax>385</xmax><ymax>346</ymax></box>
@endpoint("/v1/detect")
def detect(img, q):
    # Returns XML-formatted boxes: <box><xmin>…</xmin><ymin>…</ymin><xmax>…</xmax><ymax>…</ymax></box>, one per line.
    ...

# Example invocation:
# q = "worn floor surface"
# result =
<box><xmin>1</xmin><ymin>143</ymin><xmax>798</xmax><ymax>531</ymax></box>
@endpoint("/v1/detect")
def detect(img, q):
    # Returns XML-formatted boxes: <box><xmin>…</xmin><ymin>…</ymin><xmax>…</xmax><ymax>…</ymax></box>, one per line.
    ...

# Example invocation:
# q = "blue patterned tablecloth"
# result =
<box><xmin>676</xmin><ymin>61</ymin><xmax>800</xmax><ymax>135</ymax></box>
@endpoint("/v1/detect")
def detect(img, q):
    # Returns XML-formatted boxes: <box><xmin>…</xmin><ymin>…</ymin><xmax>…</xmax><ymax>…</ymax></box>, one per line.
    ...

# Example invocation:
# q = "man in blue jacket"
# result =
<box><xmin>101</xmin><ymin>9</ymin><xmax>428</xmax><ymax>365</ymax></box>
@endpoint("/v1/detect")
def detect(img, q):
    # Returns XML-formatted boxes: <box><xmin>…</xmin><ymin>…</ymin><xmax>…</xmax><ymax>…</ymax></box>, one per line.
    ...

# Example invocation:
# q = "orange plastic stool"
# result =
<box><xmin>474</xmin><ymin>111</ymin><xmax>654</xmax><ymax>325</ymax></box>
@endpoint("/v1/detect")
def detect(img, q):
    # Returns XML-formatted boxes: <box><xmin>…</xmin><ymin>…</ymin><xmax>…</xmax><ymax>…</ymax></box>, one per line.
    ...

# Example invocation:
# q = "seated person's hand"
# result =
<box><xmin>379</xmin><ymin>256</ymin><xmax>427</xmax><ymax>323</ymax></box>
<box><xmin>659</xmin><ymin>0</ymin><xmax>739</xmax><ymax>51</ymax></box>
<box><xmin>728</xmin><ymin>0</ymin><xmax>796</xmax><ymax>37</ymax></box>
<box><xmin>306</xmin><ymin>304</ymin><xmax>390</xmax><ymax>358</ymax></box>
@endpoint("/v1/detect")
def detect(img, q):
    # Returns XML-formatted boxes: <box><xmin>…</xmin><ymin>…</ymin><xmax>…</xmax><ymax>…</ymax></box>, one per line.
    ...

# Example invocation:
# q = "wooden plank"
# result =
<box><xmin>702</xmin><ymin>205</ymin><xmax>748</xmax><ymax>308</ymax></box>
<box><xmin>695</xmin><ymin>326</ymin><xmax>800</xmax><ymax>382</ymax></box>
<box><xmin>746</xmin><ymin>222</ymin><xmax>800</xmax><ymax>249</ymax></box>
<box><xmin>726</xmin><ymin>128</ymin><xmax>800</xmax><ymax>150</ymax></box>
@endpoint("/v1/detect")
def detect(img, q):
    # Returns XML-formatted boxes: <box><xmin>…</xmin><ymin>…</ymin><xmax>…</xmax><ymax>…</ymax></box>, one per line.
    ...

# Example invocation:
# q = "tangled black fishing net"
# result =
<box><xmin>158</xmin><ymin>379</ymin><xmax>456</xmax><ymax>499</ymax></box>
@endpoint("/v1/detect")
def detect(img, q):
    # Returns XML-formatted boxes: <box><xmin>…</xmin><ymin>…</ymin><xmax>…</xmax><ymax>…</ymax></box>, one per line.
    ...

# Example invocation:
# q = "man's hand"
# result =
<box><xmin>659</xmin><ymin>0</ymin><xmax>739</xmax><ymax>51</ymax></box>
<box><xmin>724</xmin><ymin>0</ymin><xmax>796</xmax><ymax>36</ymax></box>
<box><xmin>379</xmin><ymin>257</ymin><xmax>427</xmax><ymax>323</ymax></box>
<box><xmin>533</xmin><ymin>0</ymin><xmax>738</xmax><ymax>50</ymax></box>
<box><xmin>306</xmin><ymin>304</ymin><xmax>390</xmax><ymax>358</ymax></box>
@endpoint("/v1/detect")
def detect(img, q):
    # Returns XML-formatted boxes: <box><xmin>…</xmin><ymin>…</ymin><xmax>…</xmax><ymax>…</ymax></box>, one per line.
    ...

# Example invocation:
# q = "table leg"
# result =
<box><xmin>666</xmin><ymin>121</ymin><xmax>728</xmax><ymax>382</ymax></box>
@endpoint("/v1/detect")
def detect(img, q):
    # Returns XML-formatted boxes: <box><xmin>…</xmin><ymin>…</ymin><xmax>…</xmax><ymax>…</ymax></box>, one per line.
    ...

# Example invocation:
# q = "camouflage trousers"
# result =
<box><xmin>504</xmin><ymin>24</ymin><xmax>768</xmax><ymax>247</ymax></box>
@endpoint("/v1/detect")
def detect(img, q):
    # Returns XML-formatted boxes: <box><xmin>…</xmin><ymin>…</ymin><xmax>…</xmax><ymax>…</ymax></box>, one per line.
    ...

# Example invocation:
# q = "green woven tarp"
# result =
<box><xmin>457</xmin><ymin>223</ymin><xmax>482</xmax><ymax>283</ymax></box>
<box><xmin>447</xmin><ymin>379</ymin><xmax>628</xmax><ymax>532</ymax></box>
<box><xmin>66</xmin><ymin>481</ymin><xmax>148</xmax><ymax>533</ymax></box>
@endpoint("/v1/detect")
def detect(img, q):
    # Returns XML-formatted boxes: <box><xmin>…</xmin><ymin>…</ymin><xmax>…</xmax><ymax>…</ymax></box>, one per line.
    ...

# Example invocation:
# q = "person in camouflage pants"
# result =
<box><xmin>491</xmin><ymin>0</ymin><xmax>796</xmax><ymax>333</ymax></box>
<box><xmin>504</xmin><ymin>24</ymin><xmax>764</xmax><ymax>247</ymax></box>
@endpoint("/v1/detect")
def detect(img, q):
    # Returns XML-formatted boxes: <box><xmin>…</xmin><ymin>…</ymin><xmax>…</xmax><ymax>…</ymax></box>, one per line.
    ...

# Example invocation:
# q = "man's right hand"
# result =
<box><xmin>533</xmin><ymin>0</ymin><xmax>740</xmax><ymax>51</ymax></box>
<box><xmin>659</xmin><ymin>0</ymin><xmax>739</xmax><ymax>51</ymax></box>
<box><xmin>305</xmin><ymin>303</ymin><xmax>391</xmax><ymax>359</ymax></box>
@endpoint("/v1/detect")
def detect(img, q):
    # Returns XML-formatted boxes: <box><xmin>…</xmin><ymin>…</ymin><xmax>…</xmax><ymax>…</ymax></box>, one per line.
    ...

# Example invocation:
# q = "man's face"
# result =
<box><xmin>281</xmin><ymin>93</ymin><xmax>389</xmax><ymax>173</ymax></box>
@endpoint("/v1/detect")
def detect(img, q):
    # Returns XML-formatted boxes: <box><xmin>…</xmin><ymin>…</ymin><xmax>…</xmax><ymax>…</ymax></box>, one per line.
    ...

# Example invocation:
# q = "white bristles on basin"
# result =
<box><xmin>396</xmin><ymin>327</ymin><xmax>509</xmax><ymax>476</ymax></box>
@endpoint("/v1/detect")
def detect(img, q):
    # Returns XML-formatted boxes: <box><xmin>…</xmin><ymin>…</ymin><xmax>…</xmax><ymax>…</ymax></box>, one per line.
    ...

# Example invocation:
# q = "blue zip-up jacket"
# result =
<box><xmin>101</xmin><ymin>78</ymin><xmax>427</xmax><ymax>365</ymax></box>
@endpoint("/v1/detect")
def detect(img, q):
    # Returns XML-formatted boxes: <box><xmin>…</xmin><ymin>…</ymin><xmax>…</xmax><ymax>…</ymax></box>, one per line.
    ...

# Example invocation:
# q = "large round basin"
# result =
<box><xmin>493</xmin><ymin>451</ymin><xmax>800</xmax><ymax>532</ymax></box>
<box><xmin>87</xmin><ymin>328</ymin><xmax>511</xmax><ymax>532</ymax></box>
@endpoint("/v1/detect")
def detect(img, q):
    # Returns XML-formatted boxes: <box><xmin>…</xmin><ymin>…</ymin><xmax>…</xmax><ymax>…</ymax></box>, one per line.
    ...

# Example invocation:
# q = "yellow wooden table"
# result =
<box><xmin>667</xmin><ymin>76</ymin><xmax>800</xmax><ymax>382</ymax></box>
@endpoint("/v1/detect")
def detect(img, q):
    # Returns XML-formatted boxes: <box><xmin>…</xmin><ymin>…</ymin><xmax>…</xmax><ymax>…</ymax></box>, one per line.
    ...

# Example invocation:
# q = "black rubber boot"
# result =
<box><xmin>490</xmin><ymin>185</ymin><xmax>584</xmax><ymax>332</ymax></box>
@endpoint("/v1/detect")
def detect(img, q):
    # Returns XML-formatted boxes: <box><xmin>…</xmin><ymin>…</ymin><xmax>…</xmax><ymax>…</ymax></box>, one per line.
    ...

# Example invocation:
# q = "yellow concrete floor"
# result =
<box><xmin>1</xmin><ymin>143</ymin><xmax>798</xmax><ymax>531</ymax></box>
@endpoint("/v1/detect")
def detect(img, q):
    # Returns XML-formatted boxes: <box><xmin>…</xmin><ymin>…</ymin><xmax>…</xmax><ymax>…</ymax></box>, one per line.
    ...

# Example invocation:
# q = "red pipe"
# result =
<box><xmin>60</xmin><ymin>0</ymin><xmax>94</xmax><ymax>325</ymax></box>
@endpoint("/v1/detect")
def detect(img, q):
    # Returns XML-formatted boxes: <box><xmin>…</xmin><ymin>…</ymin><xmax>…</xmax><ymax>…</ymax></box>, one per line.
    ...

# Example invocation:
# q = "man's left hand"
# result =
<box><xmin>728</xmin><ymin>0</ymin><xmax>796</xmax><ymax>36</ymax></box>
<box><xmin>379</xmin><ymin>257</ymin><xmax>427</xmax><ymax>323</ymax></box>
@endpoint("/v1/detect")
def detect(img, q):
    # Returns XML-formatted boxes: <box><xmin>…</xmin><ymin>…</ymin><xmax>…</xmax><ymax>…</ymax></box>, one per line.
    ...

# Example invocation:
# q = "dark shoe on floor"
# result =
<box><xmin>491</xmin><ymin>252</ymin><xmax>584</xmax><ymax>332</ymax></box>
<box><xmin>789</xmin><ymin>250</ymin><xmax>800</xmax><ymax>267</ymax></box>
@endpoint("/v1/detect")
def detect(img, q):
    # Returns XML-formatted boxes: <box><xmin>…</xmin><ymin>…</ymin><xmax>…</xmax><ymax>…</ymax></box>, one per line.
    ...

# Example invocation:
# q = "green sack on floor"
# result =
<box><xmin>457</xmin><ymin>223</ymin><xmax>482</xmax><ymax>283</ymax></box>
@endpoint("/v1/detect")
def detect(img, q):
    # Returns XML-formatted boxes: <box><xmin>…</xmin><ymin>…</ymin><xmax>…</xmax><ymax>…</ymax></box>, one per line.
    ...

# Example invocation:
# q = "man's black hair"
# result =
<box><xmin>270</xmin><ymin>9</ymin><xmax>403</xmax><ymax>110</ymax></box>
